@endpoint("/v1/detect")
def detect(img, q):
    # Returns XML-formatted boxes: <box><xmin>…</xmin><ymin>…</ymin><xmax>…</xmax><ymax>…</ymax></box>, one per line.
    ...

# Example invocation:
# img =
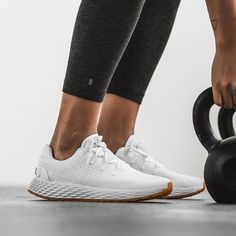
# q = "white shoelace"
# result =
<box><xmin>85</xmin><ymin>136</ymin><xmax>123</xmax><ymax>171</ymax></box>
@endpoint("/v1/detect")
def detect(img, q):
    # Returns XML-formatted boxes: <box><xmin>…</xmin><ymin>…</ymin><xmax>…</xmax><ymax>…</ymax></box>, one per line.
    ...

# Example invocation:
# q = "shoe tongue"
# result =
<box><xmin>126</xmin><ymin>135</ymin><xmax>148</xmax><ymax>153</ymax></box>
<box><xmin>81</xmin><ymin>133</ymin><xmax>99</xmax><ymax>148</ymax></box>
<box><xmin>124</xmin><ymin>135</ymin><xmax>136</xmax><ymax>148</ymax></box>
<box><xmin>115</xmin><ymin>135</ymin><xmax>136</xmax><ymax>157</ymax></box>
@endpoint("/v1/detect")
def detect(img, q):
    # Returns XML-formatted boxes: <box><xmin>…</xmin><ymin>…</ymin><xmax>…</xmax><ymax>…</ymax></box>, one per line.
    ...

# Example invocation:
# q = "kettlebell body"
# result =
<box><xmin>193</xmin><ymin>88</ymin><xmax>236</xmax><ymax>203</ymax></box>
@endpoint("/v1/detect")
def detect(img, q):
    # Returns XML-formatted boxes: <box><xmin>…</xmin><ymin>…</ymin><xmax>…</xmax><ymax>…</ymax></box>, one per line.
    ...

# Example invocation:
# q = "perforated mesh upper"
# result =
<box><xmin>38</xmin><ymin>146</ymin><xmax>104</xmax><ymax>187</ymax></box>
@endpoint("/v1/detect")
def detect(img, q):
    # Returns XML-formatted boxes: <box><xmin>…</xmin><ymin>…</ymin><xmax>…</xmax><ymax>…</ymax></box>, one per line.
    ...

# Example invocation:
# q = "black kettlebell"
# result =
<box><xmin>218</xmin><ymin>107</ymin><xmax>235</xmax><ymax>139</ymax></box>
<box><xmin>193</xmin><ymin>87</ymin><xmax>236</xmax><ymax>203</ymax></box>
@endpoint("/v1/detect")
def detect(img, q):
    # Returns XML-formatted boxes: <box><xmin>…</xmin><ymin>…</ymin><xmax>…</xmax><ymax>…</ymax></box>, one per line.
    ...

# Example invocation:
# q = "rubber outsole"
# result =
<box><xmin>28</xmin><ymin>182</ymin><xmax>172</xmax><ymax>203</ymax></box>
<box><xmin>164</xmin><ymin>183</ymin><xmax>206</xmax><ymax>199</ymax></box>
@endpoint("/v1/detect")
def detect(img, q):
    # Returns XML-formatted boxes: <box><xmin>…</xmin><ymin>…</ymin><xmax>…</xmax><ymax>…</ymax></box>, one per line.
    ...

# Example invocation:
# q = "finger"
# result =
<box><xmin>212</xmin><ymin>86</ymin><xmax>223</xmax><ymax>107</ymax></box>
<box><xmin>221</xmin><ymin>85</ymin><xmax>233</xmax><ymax>109</ymax></box>
<box><xmin>232</xmin><ymin>86</ymin><xmax>236</xmax><ymax>108</ymax></box>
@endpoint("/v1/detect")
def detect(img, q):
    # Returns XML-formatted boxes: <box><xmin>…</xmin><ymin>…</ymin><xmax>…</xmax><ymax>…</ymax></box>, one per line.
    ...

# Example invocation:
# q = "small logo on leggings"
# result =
<box><xmin>88</xmin><ymin>79</ymin><xmax>93</xmax><ymax>86</ymax></box>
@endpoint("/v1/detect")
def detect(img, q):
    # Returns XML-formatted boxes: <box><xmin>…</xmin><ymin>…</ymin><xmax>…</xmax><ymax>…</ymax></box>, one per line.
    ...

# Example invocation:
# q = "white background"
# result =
<box><xmin>0</xmin><ymin>0</ymin><xmax>222</xmax><ymax>185</ymax></box>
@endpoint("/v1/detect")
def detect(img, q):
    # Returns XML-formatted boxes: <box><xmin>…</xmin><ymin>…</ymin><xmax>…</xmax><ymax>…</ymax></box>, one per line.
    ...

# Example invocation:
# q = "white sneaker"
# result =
<box><xmin>116</xmin><ymin>135</ymin><xmax>205</xmax><ymax>199</ymax></box>
<box><xmin>28</xmin><ymin>134</ymin><xmax>172</xmax><ymax>202</ymax></box>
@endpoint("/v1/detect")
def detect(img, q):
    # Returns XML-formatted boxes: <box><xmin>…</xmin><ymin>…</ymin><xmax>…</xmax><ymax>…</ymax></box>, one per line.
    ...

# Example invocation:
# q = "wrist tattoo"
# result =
<box><xmin>211</xmin><ymin>19</ymin><xmax>217</xmax><ymax>31</ymax></box>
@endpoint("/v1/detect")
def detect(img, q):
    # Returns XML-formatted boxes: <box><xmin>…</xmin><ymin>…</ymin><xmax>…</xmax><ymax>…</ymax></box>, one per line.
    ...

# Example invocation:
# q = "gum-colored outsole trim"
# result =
<box><xmin>164</xmin><ymin>183</ymin><xmax>206</xmax><ymax>200</ymax></box>
<box><xmin>28</xmin><ymin>182</ymin><xmax>172</xmax><ymax>203</ymax></box>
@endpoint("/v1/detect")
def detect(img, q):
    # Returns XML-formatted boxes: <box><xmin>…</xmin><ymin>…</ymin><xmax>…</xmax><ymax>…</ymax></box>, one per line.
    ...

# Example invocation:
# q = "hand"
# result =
<box><xmin>211</xmin><ymin>50</ymin><xmax>236</xmax><ymax>108</ymax></box>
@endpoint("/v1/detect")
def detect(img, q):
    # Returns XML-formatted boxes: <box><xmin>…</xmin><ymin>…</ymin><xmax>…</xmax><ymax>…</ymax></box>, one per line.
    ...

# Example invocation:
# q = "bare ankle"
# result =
<box><xmin>49</xmin><ymin>93</ymin><xmax>101</xmax><ymax>160</ymax></box>
<box><xmin>98</xmin><ymin>94</ymin><xmax>138</xmax><ymax>153</ymax></box>
<box><xmin>50</xmin><ymin>131</ymin><xmax>97</xmax><ymax>160</ymax></box>
<box><xmin>99</xmin><ymin>130</ymin><xmax>133</xmax><ymax>153</ymax></box>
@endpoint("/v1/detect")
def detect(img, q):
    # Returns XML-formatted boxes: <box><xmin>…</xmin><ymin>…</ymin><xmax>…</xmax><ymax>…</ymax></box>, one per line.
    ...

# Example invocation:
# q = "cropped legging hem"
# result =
<box><xmin>62</xmin><ymin>84</ymin><xmax>106</xmax><ymax>103</ymax></box>
<box><xmin>63</xmin><ymin>84</ymin><xmax>144</xmax><ymax>104</ymax></box>
<box><xmin>107</xmin><ymin>85</ymin><xmax>144</xmax><ymax>104</ymax></box>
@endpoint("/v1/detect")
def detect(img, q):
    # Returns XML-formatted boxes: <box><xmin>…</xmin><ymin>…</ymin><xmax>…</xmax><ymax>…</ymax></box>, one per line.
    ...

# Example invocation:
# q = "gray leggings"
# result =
<box><xmin>63</xmin><ymin>0</ymin><xmax>181</xmax><ymax>104</ymax></box>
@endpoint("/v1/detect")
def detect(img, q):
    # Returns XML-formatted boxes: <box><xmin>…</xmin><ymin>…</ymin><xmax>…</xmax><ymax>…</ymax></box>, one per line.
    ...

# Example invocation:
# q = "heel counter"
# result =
<box><xmin>35</xmin><ymin>166</ymin><xmax>49</xmax><ymax>181</ymax></box>
<box><xmin>35</xmin><ymin>145</ymin><xmax>52</xmax><ymax>181</ymax></box>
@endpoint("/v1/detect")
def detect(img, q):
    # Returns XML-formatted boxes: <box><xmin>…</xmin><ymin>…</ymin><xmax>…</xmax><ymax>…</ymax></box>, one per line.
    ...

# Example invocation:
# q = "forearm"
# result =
<box><xmin>206</xmin><ymin>0</ymin><xmax>236</xmax><ymax>51</ymax></box>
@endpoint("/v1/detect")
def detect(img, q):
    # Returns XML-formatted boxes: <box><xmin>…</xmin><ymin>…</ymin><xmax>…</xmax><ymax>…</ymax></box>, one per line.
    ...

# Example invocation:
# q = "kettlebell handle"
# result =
<box><xmin>218</xmin><ymin>108</ymin><xmax>235</xmax><ymax>139</ymax></box>
<box><xmin>193</xmin><ymin>87</ymin><xmax>221</xmax><ymax>152</ymax></box>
